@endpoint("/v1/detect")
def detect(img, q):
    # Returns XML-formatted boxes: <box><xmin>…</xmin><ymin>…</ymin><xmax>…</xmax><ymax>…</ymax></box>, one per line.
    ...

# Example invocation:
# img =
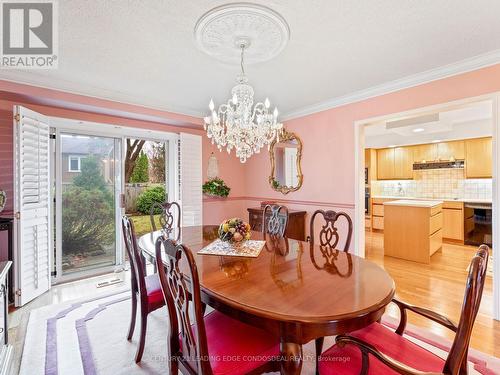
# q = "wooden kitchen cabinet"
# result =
<box><xmin>442</xmin><ymin>201</ymin><xmax>464</xmax><ymax>241</ymax></box>
<box><xmin>377</xmin><ymin>148</ymin><xmax>395</xmax><ymax>180</ymax></box>
<box><xmin>394</xmin><ymin>146</ymin><xmax>413</xmax><ymax>179</ymax></box>
<box><xmin>371</xmin><ymin>198</ymin><xmax>393</xmax><ymax>231</ymax></box>
<box><xmin>413</xmin><ymin>143</ymin><xmax>437</xmax><ymax>163</ymax></box>
<box><xmin>437</xmin><ymin>140</ymin><xmax>465</xmax><ymax>160</ymax></box>
<box><xmin>384</xmin><ymin>201</ymin><xmax>443</xmax><ymax>264</ymax></box>
<box><xmin>465</xmin><ymin>137</ymin><xmax>492</xmax><ymax>178</ymax></box>
<box><xmin>377</xmin><ymin>147</ymin><xmax>413</xmax><ymax>180</ymax></box>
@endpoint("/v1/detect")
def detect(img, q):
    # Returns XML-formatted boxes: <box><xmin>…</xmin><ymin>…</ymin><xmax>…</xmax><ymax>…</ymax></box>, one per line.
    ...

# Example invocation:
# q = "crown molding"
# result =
<box><xmin>281</xmin><ymin>49</ymin><xmax>500</xmax><ymax>122</ymax></box>
<box><xmin>2</xmin><ymin>49</ymin><xmax>500</xmax><ymax>123</ymax></box>
<box><xmin>0</xmin><ymin>74</ymin><xmax>206</xmax><ymax>119</ymax></box>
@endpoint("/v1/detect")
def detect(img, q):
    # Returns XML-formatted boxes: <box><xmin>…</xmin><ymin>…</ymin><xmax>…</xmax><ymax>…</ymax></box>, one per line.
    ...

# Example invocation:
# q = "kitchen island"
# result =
<box><xmin>383</xmin><ymin>200</ymin><xmax>443</xmax><ymax>263</ymax></box>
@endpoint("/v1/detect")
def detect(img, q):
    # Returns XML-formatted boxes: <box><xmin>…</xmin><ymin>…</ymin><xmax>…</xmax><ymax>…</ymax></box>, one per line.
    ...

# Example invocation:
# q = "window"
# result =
<box><xmin>68</xmin><ymin>155</ymin><xmax>82</xmax><ymax>172</ymax></box>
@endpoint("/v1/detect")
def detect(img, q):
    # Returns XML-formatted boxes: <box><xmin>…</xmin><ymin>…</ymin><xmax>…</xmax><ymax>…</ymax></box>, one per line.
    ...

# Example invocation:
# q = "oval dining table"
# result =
<box><xmin>138</xmin><ymin>225</ymin><xmax>395</xmax><ymax>375</ymax></box>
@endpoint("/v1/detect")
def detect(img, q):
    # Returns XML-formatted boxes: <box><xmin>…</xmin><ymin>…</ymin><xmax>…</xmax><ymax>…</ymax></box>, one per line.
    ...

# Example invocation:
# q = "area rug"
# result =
<box><xmin>19</xmin><ymin>290</ymin><xmax>500</xmax><ymax>375</ymax></box>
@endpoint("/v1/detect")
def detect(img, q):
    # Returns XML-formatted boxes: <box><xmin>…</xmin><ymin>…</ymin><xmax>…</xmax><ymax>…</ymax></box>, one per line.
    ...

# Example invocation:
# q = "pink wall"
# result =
<box><xmin>243</xmin><ymin>64</ymin><xmax>500</xmax><ymax>240</ymax></box>
<box><xmin>0</xmin><ymin>83</ymin><xmax>247</xmax><ymax>235</ymax></box>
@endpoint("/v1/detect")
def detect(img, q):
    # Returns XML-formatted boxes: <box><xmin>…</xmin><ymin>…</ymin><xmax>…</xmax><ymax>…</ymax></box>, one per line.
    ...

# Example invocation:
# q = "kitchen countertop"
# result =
<box><xmin>371</xmin><ymin>195</ymin><xmax>492</xmax><ymax>204</ymax></box>
<box><xmin>383</xmin><ymin>199</ymin><xmax>443</xmax><ymax>208</ymax></box>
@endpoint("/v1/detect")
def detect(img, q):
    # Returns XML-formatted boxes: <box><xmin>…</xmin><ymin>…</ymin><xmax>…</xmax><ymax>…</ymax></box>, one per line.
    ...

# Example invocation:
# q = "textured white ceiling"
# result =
<box><xmin>2</xmin><ymin>0</ymin><xmax>500</xmax><ymax>120</ymax></box>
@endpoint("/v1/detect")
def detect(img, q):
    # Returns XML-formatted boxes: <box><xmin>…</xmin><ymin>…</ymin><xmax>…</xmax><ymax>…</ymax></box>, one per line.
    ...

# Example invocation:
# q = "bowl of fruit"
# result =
<box><xmin>218</xmin><ymin>218</ymin><xmax>251</xmax><ymax>243</ymax></box>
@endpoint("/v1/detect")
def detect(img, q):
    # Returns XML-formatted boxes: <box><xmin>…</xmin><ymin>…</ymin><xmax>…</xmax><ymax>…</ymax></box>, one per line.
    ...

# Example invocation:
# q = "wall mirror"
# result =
<box><xmin>269</xmin><ymin>130</ymin><xmax>303</xmax><ymax>194</ymax></box>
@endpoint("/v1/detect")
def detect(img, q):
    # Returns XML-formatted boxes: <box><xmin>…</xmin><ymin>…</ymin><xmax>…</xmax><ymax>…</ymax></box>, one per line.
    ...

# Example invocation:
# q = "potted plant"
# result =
<box><xmin>202</xmin><ymin>177</ymin><xmax>230</xmax><ymax>198</ymax></box>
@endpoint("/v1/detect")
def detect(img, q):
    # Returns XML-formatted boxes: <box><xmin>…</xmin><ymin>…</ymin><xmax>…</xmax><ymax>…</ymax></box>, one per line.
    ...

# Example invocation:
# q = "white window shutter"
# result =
<box><xmin>13</xmin><ymin>106</ymin><xmax>51</xmax><ymax>306</ymax></box>
<box><xmin>179</xmin><ymin>133</ymin><xmax>202</xmax><ymax>227</ymax></box>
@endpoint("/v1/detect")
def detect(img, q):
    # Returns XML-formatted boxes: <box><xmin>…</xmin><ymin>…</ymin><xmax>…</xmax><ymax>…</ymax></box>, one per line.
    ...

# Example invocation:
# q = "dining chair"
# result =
<box><xmin>309</xmin><ymin>209</ymin><xmax>353</xmax><ymax>371</ymax></box>
<box><xmin>150</xmin><ymin>200</ymin><xmax>181</xmax><ymax>232</ymax></box>
<box><xmin>154</xmin><ymin>236</ymin><xmax>281</xmax><ymax>375</ymax></box>
<box><xmin>309</xmin><ymin>209</ymin><xmax>353</xmax><ymax>252</ymax></box>
<box><xmin>262</xmin><ymin>204</ymin><xmax>289</xmax><ymax>238</ymax></box>
<box><xmin>318</xmin><ymin>244</ymin><xmax>489</xmax><ymax>375</ymax></box>
<box><xmin>121</xmin><ymin>216</ymin><xmax>165</xmax><ymax>363</ymax></box>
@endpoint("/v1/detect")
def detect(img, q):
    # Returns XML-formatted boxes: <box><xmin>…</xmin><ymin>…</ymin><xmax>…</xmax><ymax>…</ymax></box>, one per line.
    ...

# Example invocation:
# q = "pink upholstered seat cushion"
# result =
<box><xmin>185</xmin><ymin>310</ymin><xmax>280</xmax><ymax>375</ymax></box>
<box><xmin>319</xmin><ymin>323</ymin><xmax>445</xmax><ymax>374</ymax></box>
<box><xmin>144</xmin><ymin>274</ymin><xmax>164</xmax><ymax>309</ymax></box>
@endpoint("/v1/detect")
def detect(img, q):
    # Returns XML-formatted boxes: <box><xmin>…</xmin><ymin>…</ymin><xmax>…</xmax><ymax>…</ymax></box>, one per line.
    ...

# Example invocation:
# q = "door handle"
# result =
<box><xmin>120</xmin><ymin>193</ymin><xmax>126</xmax><ymax>209</ymax></box>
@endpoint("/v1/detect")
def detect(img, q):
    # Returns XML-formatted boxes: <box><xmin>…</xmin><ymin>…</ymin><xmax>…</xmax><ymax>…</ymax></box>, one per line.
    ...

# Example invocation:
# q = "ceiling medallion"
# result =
<box><xmin>196</xmin><ymin>3</ymin><xmax>289</xmax><ymax>163</ymax></box>
<box><xmin>194</xmin><ymin>3</ymin><xmax>290</xmax><ymax>64</ymax></box>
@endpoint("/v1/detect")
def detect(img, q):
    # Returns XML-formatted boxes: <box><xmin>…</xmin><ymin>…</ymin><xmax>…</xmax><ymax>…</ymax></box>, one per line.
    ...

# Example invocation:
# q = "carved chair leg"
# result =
<box><xmin>127</xmin><ymin>294</ymin><xmax>137</xmax><ymax>340</ymax></box>
<box><xmin>169</xmin><ymin>355</ymin><xmax>179</xmax><ymax>375</ymax></box>
<box><xmin>315</xmin><ymin>337</ymin><xmax>325</xmax><ymax>375</ymax></box>
<box><xmin>360</xmin><ymin>350</ymin><xmax>369</xmax><ymax>375</ymax></box>
<box><xmin>135</xmin><ymin>309</ymin><xmax>148</xmax><ymax>363</ymax></box>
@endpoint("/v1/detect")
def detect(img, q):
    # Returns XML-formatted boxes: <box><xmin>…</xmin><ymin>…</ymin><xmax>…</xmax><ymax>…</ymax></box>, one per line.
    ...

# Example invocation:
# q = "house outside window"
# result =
<box><xmin>68</xmin><ymin>156</ymin><xmax>82</xmax><ymax>172</ymax></box>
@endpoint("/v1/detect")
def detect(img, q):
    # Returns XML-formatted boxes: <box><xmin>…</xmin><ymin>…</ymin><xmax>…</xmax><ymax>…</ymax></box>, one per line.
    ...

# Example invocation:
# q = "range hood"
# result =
<box><xmin>413</xmin><ymin>160</ymin><xmax>464</xmax><ymax>170</ymax></box>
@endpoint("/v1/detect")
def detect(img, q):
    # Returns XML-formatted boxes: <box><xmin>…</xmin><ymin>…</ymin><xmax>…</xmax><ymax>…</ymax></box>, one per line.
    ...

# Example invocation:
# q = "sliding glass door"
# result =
<box><xmin>54</xmin><ymin>133</ymin><xmax>121</xmax><ymax>278</ymax></box>
<box><xmin>49</xmin><ymin>121</ymin><xmax>178</xmax><ymax>283</ymax></box>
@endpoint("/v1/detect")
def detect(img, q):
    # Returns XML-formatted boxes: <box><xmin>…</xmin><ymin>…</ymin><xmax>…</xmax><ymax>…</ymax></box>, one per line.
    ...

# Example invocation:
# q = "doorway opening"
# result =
<box><xmin>49</xmin><ymin>121</ymin><xmax>178</xmax><ymax>284</ymax></box>
<box><xmin>354</xmin><ymin>94</ymin><xmax>500</xmax><ymax>323</ymax></box>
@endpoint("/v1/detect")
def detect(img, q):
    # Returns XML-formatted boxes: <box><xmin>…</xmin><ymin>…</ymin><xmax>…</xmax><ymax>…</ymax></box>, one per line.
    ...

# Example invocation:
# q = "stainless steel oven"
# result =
<box><xmin>464</xmin><ymin>202</ymin><xmax>492</xmax><ymax>247</ymax></box>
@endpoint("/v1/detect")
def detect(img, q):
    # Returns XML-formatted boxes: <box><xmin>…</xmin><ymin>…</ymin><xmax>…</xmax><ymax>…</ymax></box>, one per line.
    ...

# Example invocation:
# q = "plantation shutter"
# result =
<box><xmin>13</xmin><ymin>106</ymin><xmax>51</xmax><ymax>306</ymax></box>
<box><xmin>179</xmin><ymin>133</ymin><xmax>202</xmax><ymax>227</ymax></box>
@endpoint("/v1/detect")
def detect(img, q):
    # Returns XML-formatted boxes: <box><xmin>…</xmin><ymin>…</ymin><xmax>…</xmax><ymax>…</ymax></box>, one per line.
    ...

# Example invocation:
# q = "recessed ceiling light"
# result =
<box><xmin>388</xmin><ymin>145</ymin><xmax>397</xmax><ymax>148</ymax></box>
<box><xmin>413</xmin><ymin>128</ymin><xmax>425</xmax><ymax>133</ymax></box>
<box><xmin>431</xmin><ymin>140</ymin><xmax>442</xmax><ymax>143</ymax></box>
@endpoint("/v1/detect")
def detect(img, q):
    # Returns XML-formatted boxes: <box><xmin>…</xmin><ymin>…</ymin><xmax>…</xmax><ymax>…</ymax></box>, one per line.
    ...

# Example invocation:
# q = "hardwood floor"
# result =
<box><xmin>366</xmin><ymin>230</ymin><xmax>499</xmax><ymax>357</ymax></box>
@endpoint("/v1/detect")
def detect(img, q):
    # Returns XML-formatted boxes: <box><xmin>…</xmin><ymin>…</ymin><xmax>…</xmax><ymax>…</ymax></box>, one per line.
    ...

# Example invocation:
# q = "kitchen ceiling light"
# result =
<box><xmin>413</xmin><ymin>128</ymin><xmax>425</xmax><ymax>133</ymax></box>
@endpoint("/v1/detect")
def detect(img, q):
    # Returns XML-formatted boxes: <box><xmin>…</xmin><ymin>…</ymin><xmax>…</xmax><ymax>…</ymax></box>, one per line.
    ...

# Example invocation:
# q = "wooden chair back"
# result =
<box><xmin>121</xmin><ymin>216</ymin><xmax>147</xmax><ymax>299</ymax></box>
<box><xmin>444</xmin><ymin>244</ymin><xmax>489</xmax><ymax>374</ymax></box>
<box><xmin>150</xmin><ymin>201</ymin><xmax>181</xmax><ymax>232</ymax></box>
<box><xmin>155</xmin><ymin>236</ymin><xmax>212</xmax><ymax>374</ymax></box>
<box><xmin>262</xmin><ymin>204</ymin><xmax>289</xmax><ymax>238</ymax></box>
<box><xmin>309</xmin><ymin>210</ymin><xmax>353</xmax><ymax>252</ymax></box>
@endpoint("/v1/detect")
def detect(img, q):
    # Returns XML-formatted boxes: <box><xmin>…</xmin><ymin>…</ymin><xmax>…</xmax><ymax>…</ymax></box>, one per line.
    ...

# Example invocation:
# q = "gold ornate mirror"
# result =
<box><xmin>269</xmin><ymin>130</ymin><xmax>303</xmax><ymax>194</ymax></box>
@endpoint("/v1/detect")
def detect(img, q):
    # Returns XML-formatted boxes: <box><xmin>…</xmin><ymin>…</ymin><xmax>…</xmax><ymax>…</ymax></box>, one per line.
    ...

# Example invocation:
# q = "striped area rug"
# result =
<box><xmin>19</xmin><ymin>290</ymin><xmax>500</xmax><ymax>374</ymax></box>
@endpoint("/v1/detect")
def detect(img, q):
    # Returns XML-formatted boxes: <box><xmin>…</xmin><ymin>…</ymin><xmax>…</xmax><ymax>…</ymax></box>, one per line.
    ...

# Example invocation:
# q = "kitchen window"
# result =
<box><xmin>68</xmin><ymin>155</ymin><xmax>82</xmax><ymax>172</ymax></box>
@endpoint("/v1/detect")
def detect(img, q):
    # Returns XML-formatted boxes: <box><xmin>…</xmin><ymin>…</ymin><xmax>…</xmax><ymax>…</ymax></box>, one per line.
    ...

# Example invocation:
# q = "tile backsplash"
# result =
<box><xmin>371</xmin><ymin>169</ymin><xmax>492</xmax><ymax>200</ymax></box>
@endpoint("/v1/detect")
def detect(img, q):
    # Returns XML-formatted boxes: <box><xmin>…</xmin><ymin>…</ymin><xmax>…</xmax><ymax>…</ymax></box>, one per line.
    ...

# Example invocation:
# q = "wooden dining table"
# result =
<box><xmin>138</xmin><ymin>225</ymin><xmax>395</xmax><ymax>375</ymax></box>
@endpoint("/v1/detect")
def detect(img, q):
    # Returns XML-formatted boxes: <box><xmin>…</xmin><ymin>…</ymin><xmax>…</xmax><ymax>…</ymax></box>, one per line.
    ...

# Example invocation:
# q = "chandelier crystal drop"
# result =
<box><xmin>203</xmin><ymin>42</ymin><xmax>283</xmax><ymax>163</ymax></box>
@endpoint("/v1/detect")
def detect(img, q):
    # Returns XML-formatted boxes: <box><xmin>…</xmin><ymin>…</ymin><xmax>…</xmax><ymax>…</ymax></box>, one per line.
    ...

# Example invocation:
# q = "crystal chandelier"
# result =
<box><xmin>203</xmin><ymin>41</ymin><xmax>283</xmax><ymax>163</ymax></box>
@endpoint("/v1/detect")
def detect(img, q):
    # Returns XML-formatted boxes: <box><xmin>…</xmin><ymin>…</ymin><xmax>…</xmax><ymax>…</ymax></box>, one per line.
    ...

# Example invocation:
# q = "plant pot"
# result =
<box><xmin>0</xmin><ymin>191</ymin><xmax>5</xmax><ymax>213</ymax></box>
<box><xmin>203</xmin><ymin>193</ymin><xmax>227</xmax><ymax>199</ymax></box>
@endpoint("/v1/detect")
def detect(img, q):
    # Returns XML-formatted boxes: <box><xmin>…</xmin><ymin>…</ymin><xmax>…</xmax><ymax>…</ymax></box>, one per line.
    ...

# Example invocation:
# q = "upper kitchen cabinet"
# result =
<box><xmin>413</xmin><ymin>140</ymin><xmax>464</xmax><ymax>162</ymax></box>
<box><xmin>377</xmin><ymin>148</ymin><xmax>395</xmax><ymax>180</ymax></box>
<box><xmin>394</xmin><ymin>146</ymin><xmax>414</xmax><ymax>179</ymax></box>
<box><xmin>437</xmin><ymin>140</ymin><xmax>465</xmax><ymax>160</ymax></box>
<box><xmin>465</xmin><ymin>137</ymin><xmax>492</xmax><ymax>178</ymax></box>
<box><xmin>413</xmin><ymin>143</ymin><xmax>437</xmax><ymax>163</ymax></box>
<box><xmin>377</xmin><ymin>147</ymin><xmax>413</xmax><ymax>180</ymax></box>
